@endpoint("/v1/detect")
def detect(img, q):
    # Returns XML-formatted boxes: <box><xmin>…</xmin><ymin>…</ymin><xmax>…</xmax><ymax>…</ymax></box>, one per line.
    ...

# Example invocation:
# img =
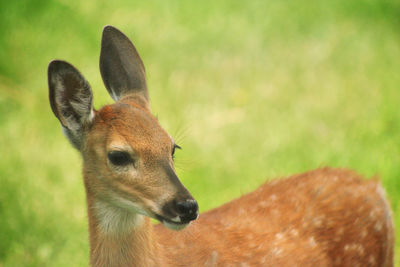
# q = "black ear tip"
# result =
<box><xmin>103</xmin><ymin>25</ymin><xmax>118</xmax><ymax>33</ymax></box>
<box><xmin>48</xmin><ymin>60</ymin><xmax>75</xmax><ymax>74</ymax></box>
<box><xmin>101</xmin><ymin>25</ymin><xmax>132</xmax><ymax>45</ymax></box>
<box><xmin>48</xmin><ymin>60</ymin><xmax>63</xmax><ymax>72</ymax></box>
<box><xmin>102</xmin><ymin>25</ymin><xmax>124</xmax><ymax>39</ymax></box>
<box><xmin>48</xmin><ymin>60</ymin><xmax>87</xmax><ymax>93</ymax></box>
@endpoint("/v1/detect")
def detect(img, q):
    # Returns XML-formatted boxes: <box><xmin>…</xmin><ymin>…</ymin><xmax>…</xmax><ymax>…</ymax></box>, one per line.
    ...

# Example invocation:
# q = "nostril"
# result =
<box><xmin>176</xmin><ymin>199</ymin><xmax>197</xmax><ymax>214</ymax></box>
<box><xmin>176</xmin><ymin>199</ymin><xmax>199</xmax><ymax>221</ymax></box>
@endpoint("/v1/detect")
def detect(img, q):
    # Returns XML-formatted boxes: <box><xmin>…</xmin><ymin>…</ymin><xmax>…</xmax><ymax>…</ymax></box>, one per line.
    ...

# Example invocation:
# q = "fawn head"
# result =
<box><xmin>48</xmin><ymin>26</ymin><xmax>198</xmax><ymax>231</ymax></box>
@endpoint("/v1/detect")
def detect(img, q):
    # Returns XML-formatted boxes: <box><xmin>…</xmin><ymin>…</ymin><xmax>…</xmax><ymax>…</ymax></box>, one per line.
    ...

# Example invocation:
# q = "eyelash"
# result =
<box><xmin>172</xmin><ymin>144</ymin><xmax>181</xmax><ymax>159</ymax></box>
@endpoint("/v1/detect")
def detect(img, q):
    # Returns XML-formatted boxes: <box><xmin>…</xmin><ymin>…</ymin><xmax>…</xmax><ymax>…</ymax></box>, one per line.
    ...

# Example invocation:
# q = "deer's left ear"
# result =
<box><xmin>100</xmin><ymin>25</ymin><xmax>148</xmax><ymax>102</ymax></box>
<box><xmin>48</xmin><ymin>60</ymin><xmax>94</xmax><ymax>150</ymax></box>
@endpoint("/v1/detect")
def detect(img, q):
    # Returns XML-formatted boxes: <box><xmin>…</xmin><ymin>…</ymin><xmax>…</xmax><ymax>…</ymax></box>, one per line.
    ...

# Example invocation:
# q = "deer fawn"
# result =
<box><xmin>48</xmin><ymin>26</ymin><xmax>394</xmax><ymax>267</ymax></box>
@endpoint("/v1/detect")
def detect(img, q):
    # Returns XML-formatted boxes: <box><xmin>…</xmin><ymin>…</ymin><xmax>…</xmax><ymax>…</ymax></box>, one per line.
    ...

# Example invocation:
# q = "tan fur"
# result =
<box><xmin>154</xmin><ymin>168</ymin><xmax>394</xmax><ymax>267</ymax></box>
<box><xmin>80</xmin><ymin>93</ymin><xmax>394</xmax><ymax>266</ymax></box>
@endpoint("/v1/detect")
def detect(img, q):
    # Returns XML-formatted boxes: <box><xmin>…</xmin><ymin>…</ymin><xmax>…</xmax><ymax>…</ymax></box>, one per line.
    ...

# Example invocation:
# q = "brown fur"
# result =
<box><xmin>154</xmin><ymin>168</ymin><xmax>394</xmax><ymax>266</ymax></box>
<box><xmin>48</xmin><ymin>26</ymin><xmax>394</xmax><ymax>267</ymax></box>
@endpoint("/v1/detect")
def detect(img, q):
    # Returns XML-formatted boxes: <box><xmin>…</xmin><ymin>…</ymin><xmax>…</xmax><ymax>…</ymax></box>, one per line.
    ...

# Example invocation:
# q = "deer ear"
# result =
<box><xmin>100</xmin><ymin>25</ymin><xmax>148</xmax><ymax>102</ymax></box>
<box><xmin>48</xmin><ymin>60</ymin><xmax>94</xmax><ymax>150</ymax></box>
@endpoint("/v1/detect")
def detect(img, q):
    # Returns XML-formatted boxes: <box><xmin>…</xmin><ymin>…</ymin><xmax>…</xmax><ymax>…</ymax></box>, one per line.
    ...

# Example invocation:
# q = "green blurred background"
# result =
<box><xmin>0</xmin><ymin>0</ymin><xmax>399</xmax><ymax>266</ymax></box>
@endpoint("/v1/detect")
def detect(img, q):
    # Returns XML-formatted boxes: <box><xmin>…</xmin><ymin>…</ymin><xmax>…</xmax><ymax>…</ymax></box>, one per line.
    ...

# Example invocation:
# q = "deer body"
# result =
<box><xmin>48</xmin><ymin>26</ymin><xmax>394</xmax><ymax>267</ymax></box>
<box><xmin>155</xmin><ymin>168</ymin><xmax>394</xmax><ymax>267</ymax></box>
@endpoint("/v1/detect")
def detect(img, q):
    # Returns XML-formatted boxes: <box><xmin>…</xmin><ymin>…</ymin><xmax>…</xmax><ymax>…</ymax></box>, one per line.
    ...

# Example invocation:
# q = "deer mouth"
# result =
<box><xmin>155</xmin><ymin>198</ymin><xmax>199</xmax><ymax>231</ymax></box>
<box><xmin>155</xmin><ymin>214</ymin><xmax>191</xmax><ymax>231</ymax></box>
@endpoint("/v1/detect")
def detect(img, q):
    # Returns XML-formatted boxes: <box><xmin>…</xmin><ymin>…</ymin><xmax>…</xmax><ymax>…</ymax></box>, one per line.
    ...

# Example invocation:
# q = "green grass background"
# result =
<box><xmin>0</xmin><ymin>0</ymin><xmax>399</xmax><ymax>266</ymax></box>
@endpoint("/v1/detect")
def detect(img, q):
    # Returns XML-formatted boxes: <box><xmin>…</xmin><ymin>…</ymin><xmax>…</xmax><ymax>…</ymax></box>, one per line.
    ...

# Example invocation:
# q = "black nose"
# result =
<box><xmin>175</xmin><ymin>199</ymin><xmax>199</xmax><ymax>223</ymax></box>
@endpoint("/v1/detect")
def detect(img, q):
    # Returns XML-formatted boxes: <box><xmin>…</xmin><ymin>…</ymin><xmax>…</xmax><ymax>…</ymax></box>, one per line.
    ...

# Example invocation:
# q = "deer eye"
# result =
<box><xmin>172</xmin><ymin>144</ymin><xmax>181</xmax><ymax>158</ymax></box>
<box><xmin>107</xmin><ymin>151</ymin><xmax>133</xmax><ymax>166</ymax></box>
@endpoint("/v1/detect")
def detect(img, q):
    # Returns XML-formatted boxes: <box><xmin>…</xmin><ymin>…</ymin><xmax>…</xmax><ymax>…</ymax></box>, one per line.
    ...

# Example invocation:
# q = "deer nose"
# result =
<box><xmin>175</xmin><ymin>199</ymin><xmax>199</xmax><ymax>223</ymax></box>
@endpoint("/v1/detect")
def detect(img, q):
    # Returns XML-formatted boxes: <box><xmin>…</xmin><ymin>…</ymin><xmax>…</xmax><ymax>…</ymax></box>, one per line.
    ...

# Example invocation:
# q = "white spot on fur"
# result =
<box><xmin>357</xmin><ymin>245</ymin><xmax>365</xmax><ymax>256</ymax></box>
<box><xmin>374</xmin><ymin>222</ymin><xmax>383</xmax><ymax>232</ymax></box>
<box><xmin>344</xmin><ymin>243</ymin><xmax>364</xmax><ymax>254</ymax></box>
<box><xmin>369</xmin><ymin>210</ymin><xmax>377</xmax><ymax>218</ymax></box>
<box><xmin>308</xmin><ymin>236</ymin><xmax>316</xmax><ymax>247</ymax></box>
<box><xmin>336</xmin><ymin>227</ymin><xmax>344</xmax><ymax>235</ymax></box>
<box><xmin>361</xmin><ymin>229</ymin><xmax>367</xmax><ymax>238</ymax></box>
<box><xmin>368</xmin><ymin>255</ymin><xmax>376</xmax><ymax>264</ymax></box>
<box><xmin>290</xmin><ymin>229</ymin><xmax>299</xmax><ymax>237</ymax></box>
<box><xmin>313</xmin><ymin>216</ymin><xmax>324</xmax><ymax>227</ymax></box>
<box><xmin>271</xmin><ymin>247</ymin><xmax>283</xmax><ymax>256</ymax></box>
<box><xmin>333</xmin><ymin>236</ymin><xmax>341</xmax><ymax>242</ymax></box>
<box><xmin>204</xmin><ymin>251</ymin><xmax>218</xmax><ymax>266</ymax></box>
<box><xmin>275</xmin><ymin>233</ymin><xmax>285</xmax><ymax>240</ymax></box>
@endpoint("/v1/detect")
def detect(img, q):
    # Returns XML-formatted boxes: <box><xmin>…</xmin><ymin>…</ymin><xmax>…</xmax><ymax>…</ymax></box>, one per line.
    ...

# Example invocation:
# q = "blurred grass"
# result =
<box><xmin>0</xmin><ymin>0</ymin><xmax>399</xmax><ymax>266</ymax></box>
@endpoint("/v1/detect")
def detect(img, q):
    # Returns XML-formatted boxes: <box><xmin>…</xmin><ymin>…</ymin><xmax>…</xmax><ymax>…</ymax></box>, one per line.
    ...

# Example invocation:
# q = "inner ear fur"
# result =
<box><xmin>48</xmin><ymin>60</ymin><xmax>94</xmax><ymax>149</ymax></box>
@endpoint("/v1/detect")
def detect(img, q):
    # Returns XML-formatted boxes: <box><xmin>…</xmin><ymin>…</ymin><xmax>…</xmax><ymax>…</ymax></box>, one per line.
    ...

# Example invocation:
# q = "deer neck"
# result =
<box><xmin>84</xmin><ymin>186</ymin><xmax>164</xmax><ymax>267</ymax></box>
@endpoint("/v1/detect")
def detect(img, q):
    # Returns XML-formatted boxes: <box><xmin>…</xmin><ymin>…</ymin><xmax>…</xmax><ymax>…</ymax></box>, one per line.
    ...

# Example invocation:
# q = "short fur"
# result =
<box><xmin>48</xmin><ymin>26</ymin><xmax>394</xmax><ymax>267</ymax></box>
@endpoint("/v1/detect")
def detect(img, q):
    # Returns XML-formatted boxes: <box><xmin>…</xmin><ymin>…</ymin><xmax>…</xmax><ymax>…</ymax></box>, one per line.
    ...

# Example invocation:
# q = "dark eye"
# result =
<box><xmin>172</xmin><ymin>144</ymin><xmax>181</xmax><ymax>158</ymax></box>
<box><xmin>107</xmin><ymin>151</ymin><xmax>133</xmax><ymax>166</ymax></box>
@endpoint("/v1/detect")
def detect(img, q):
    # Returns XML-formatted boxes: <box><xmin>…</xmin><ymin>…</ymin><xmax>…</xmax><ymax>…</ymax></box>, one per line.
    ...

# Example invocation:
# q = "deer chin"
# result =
<box><xmin>162</xmin><ymin>220</ymin><xmax>190</xmax><ymax>231</ymax></box>
<box><xmin>110</xmin><ymin>196</ymin><xmax>193</xmax><ymax>231</ymax></box>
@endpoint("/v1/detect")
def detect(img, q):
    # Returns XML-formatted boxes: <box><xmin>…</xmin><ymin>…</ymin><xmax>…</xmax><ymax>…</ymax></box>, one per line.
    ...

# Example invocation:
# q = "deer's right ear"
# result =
<box><xmin>100</xmin><ymin>25</ymin><xmax>148</xmax><ymax>102</ymax></box>
<box><xmin>48</xmin><ymin>60</ymin><xmax>94</xmax><ymax>150</ymax></box>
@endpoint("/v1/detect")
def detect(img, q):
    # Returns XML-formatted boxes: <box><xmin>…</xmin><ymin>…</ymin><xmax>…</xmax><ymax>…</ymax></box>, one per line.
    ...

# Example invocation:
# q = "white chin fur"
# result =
<box><xmin>162</xmin><ymin>220</ymin><xmax>189</xmax><ymax>231</ymax></box>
